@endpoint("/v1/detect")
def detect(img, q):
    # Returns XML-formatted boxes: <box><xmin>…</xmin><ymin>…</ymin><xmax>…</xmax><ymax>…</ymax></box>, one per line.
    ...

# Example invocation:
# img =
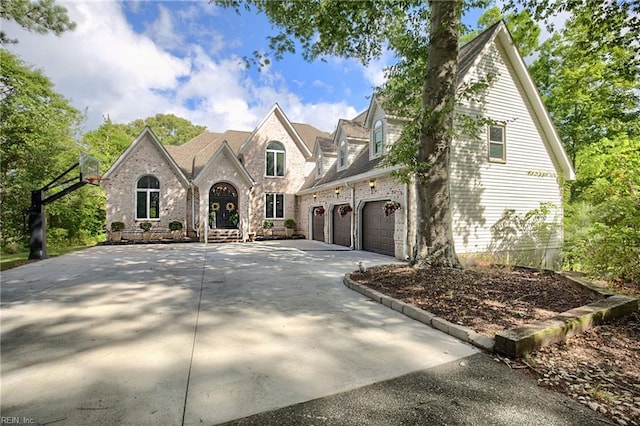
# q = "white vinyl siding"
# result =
<box><xmin>372</xmin><ymin>120</ymin><xmax>383</xmax><ymax>156</ymax></box>
<box><xmin>450</xmin><ymin>41</ymin><xmax>564</xmax><ymax>257</ymax></box>
<box><xmin>488</xmin><ymin>124</ymin><xmax>506</xmax><ymax>162</ymax></box>
<box><xmin>338</xmin><ymin>141</ymin><xmax>347</xmax><ymax>170</ymax></box>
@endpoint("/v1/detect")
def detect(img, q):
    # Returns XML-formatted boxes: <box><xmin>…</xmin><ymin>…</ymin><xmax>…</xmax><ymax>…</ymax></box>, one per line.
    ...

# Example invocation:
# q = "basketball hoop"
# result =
<box><xmin>85</xmin><ymin>176</ymin><xmax>109</xmax><ymax>185</ymax></box>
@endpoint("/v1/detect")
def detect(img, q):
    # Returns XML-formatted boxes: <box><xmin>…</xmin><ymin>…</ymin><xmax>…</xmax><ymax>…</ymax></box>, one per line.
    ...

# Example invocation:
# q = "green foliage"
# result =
<box><xmin>82</xmin><ymin>114</ymin><xmax>206</xmax><ymax>173</ymax></box>
<box><xmin>127</xmin><ymin>114</ymin><xmax>206</xmax><ymax>146</ymax></box>
<box><xmin>139</xmin><ymin>221</ymin><xmax>152</xmax><ymax>232</ymax></box>
<box><xmin>168</xmin><ymin>220</ymin><xmax>183</xmax><ymax>231</ymax></box>
<box><xmin>563</xmin><ymin>134</ymin><xmax>640</xmax><ymax>283</ymax></box>
<box><xmin>529</xmin><ymin>6</ymin><xmax>639</xmax><ymax>166</ymax></box>
<box><xmin>0</xmin><ymin>0</ymin><xmax>76</xmax><ymax>44</ymax></box>
<box><xmin>81</xmin><ymin>116</ymin><xmax>136</xmax><ymax>172</ymax></box>
<box><xmin>262</xmin><ymin>220</ymin><xmax>273</xmax><ymax>229</ymax></box>
<box><xmin>284</xmin><ymin>218</ymin><xmax>296</xmax><ymax>229</ymax></box>
<box><xmin>461</xmin><ymin>5</ymin><xmax>540</xmax><ymax>57</ymax></box>
<box><xmin>489</xmin><ymin>203</ymin><xmax>561</xmax><ymax>269</ymax></box>
<box><xmin>506</xmin><ymin>0</ymin><xmax>639</xmax><ymax>66</ymax></box>
<box><xmin>0</xmin><ymin>49</ymin><xmax>87</xmax><ymax>247</ymax></box>
<box><xmin>111</xmin><ymin>221</ymin><xmax>125</xmax><ymax>232</ymax></box>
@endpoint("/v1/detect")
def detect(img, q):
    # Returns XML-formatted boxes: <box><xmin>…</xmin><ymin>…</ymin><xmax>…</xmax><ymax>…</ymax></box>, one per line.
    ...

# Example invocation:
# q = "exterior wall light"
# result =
<box><xmin>335</xmin><ymin>188</ymin><xmax>340</xmax><ymax>197</ymax></box>
<box><xmin>369</xmin><ymin>179</ymin><xmax>376</xmax><ymax>193</ymax></box>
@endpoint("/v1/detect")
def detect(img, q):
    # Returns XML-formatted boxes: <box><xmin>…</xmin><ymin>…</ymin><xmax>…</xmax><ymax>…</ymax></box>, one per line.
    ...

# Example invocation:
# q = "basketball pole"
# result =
<box><xmin>27</xmin><ymin>157</ymin><xmax>98</xmax><ymax>260</ymax></box>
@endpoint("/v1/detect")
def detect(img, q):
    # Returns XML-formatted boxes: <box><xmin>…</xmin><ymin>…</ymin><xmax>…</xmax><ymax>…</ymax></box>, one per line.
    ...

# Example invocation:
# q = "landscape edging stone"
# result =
<box><xmin>343</xmin><ymin>271</ymin><xmax>638</xmax><ymax>358</ymax></box>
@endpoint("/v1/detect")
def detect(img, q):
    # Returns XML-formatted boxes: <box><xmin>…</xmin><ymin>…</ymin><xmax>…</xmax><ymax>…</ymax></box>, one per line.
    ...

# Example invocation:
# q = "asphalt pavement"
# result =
<box><xmin>1</xmin><ymin>241</ymin><xmax>608</xmax><ymax>425</ymax></box>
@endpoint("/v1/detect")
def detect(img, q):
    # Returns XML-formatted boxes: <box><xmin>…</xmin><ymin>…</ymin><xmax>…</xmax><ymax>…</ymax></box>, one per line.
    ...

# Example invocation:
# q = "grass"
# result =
<box><xmin>0</xmin><ymin>244</ymin><xmax>96</xmax><ymax>271</ymax></box>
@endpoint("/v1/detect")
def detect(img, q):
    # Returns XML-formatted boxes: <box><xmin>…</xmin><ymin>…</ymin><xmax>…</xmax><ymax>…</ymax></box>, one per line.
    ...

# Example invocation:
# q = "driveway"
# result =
<box><xmin>1</xmin><ymin>241</ymin><xmax>477</xmax><ymax>425</ymax></box>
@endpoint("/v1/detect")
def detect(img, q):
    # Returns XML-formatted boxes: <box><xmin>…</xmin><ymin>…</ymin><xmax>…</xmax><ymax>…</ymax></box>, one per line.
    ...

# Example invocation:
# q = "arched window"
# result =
<box><xmin>266</xmin><ymin>141</ymin><xmax>285</xmax><ymax>177</ymax></box>
<box><xmin>373</xmin><ymin>119</ymin><xmax>384</xmax><ymax>156</ymax></box>
<box><xmin>136</xmin><ymin>175</ymin><xmax>160</xmax><ymax>219</ymax></box>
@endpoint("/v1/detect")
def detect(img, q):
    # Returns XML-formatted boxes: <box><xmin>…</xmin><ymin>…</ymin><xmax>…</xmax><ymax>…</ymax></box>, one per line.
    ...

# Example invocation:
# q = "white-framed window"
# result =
<box><xmin>136</xmin><ymin>175</ymin><xmax>160</xmax><ymax>219</ymax></box>
<box><xmin>266</xmin><ymin>141</ymin><xmax>285</xmax><ymax>177</ymax></box>
<box><xmin>372</xmin><ymin>119</ymin><xmax>384</xmax><ymax>156</ymax></box>
<box><xmin>316</xmin><ymin>153</ymin><xmax>323</xmax><ymax>177</ymax></box>
<box><xmin>488</xmin><ymin>124</ymin><xmax>506</xmax><ymax>162</ymax></box>
<box><xmin>265</xmin><ymin>193</ymin><xmax>284</xmax><ymax>219</ymax></box>
<box><xmin>338</xmin><ymin>141</ymin><xmax>347</xmax><ymax>170</ymax></box>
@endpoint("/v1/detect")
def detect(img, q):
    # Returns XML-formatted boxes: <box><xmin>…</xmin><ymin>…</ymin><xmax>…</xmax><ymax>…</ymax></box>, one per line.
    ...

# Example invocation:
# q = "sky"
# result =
<box><xmin>3</xmin><ymin>1</ymin><xmax>494</xmax><ymax>134</ymax></box>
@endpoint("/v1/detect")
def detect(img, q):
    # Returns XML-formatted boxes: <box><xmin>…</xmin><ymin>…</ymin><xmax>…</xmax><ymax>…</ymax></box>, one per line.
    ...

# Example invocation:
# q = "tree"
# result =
<box><xmin>218</xmin><ymin>0</ymin><xmax>486</xmax><ymax>268</ymax></box>
<box><xmin>529</xmin><ymin>9</ymin><xmax>639</xmax><ymax>170</ymax></box>
<box><xmin>508</xmin><ymin>0</ymin><xmax>639</xmax><ymax>66</ymax></box>
<box><xmin>0</xmin><ymin>0</ymin><xmax>76</xmax><ymax>44</ymax></box>
<box><xmin>216</xmin><ymin>0</ymin><xmax>636</xmax><ymax>269</ymax></box>
<box><xmin>0</xmin><ymin>49</ymin><xmax>84</xmax><ymax>245</ymax></box>
<box><xmin>461</xmin><ymin>5</ymin><xmax>540</xmax><ymax>57</ymax></box>
<box><xmin>127</xmin><ymin>113</ymin><xmax>206</xmax><ymax>146</ymax></box>
<box><xmin>81</xmin><ymin>116</ymin><xmax>137</xmax><ymax>171</ymax></box>
<box><xmin>563</xmin><ymin>134</ymin><xmax>640</xmax><ymax>282</ymax></box>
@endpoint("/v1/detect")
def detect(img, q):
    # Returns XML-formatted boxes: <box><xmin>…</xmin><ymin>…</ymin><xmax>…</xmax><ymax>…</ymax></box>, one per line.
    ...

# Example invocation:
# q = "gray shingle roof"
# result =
<box><xmin>457</xmin><ymin>20</ymin><xmax>501</xmax><ymax>82</ymax></box>
<box><xmin>316</xmin><ymin>136</ymin><xmax>337</xmax><ymax>154</ymax></box>
<box><xmin>301</xmin><ymin>21</ymin><xmax>503</xmax><ymax>190</ymax></box>
<box><xmin>165</xmin><ymin>130</ymin><xmax>250</xmax><ymax>178</ymax></box>
<box><xmin>339</xmin><ymin>119</ymin><xmax>369</xmax><ymax>140</ymax></box>
<box><xmin>292</xmin><ymin>123</ymin><xmax>331</xmax><ymax>152</ymax></box>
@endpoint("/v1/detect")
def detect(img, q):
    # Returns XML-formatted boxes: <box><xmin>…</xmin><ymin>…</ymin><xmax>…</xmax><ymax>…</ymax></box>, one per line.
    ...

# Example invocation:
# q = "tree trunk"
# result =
<box><xmin>411</xmin><ymin>0</ymin><xmax>463</xmax><ymax>269</ymax></box>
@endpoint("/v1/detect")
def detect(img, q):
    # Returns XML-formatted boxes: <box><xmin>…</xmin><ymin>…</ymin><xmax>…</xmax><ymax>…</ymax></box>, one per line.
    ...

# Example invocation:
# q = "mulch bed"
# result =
<box><xmin>349</xmin><ymin>264</ymin><xmax>640</xmax><ymax>425</ymax></box>
<box><xmin>350</xmin><ymin>265</ymin><xmax>599</xmax><ymax>338</ymax></box>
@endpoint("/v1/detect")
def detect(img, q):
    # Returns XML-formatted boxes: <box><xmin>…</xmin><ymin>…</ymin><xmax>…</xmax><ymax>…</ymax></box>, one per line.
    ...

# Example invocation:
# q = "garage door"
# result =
<box><xmin>332</xmin><ymin>204</ymin><xmax>351</xmax><ymax>247</ymax></box>
<box><xmin>312</xmin><ymin>207</ymin><xmax>325</xmax><ymax>242</ymax></box>
<box><xmin>362</xmin><ymin>201</ymin><xmax>395</xmax><ymax>256</ymax></box>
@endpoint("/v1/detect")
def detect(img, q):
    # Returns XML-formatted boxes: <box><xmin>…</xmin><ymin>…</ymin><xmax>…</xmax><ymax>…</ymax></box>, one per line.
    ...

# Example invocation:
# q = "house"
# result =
<box><xmin>103</xmin><ymin>21</ymin><xmax>574</xmax><ymax>266</ymax></box>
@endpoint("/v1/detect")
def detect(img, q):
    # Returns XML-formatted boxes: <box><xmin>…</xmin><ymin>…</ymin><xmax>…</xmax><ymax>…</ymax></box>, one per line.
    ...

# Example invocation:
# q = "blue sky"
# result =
<box><xmin>4</xmin><ymin>1</ymin><xmax>490</xmax><ymax>133</ymax></box>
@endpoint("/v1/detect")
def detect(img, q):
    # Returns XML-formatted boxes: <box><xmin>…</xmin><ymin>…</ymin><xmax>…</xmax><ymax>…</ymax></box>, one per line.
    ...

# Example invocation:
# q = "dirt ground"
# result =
<box><xmin>350</xmin><ymin>265</ymin><xmax>640</xmax><ymax>425</ymax></box>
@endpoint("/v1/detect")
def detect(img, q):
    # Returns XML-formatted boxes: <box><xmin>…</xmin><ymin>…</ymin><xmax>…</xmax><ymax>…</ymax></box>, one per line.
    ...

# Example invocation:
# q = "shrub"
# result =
<box><xmin>263</xmin><ymin>220</ymin><xmax>274</xmax><ymax>229</ymax></box>
<box><xmin>111</xmin><ymin>221</ymin><xmax>125</xmax><ymax>232</ymax></box>
<box><xmin>168</xmin><ymin>221</ymin><xmax>183</xmax><ymax>231</ymax></box>
<box><xmin>284</xmin><ymin>218</ymin><xmax>296</xmax><ymax>229</ymax></box>
<box><xmin>139</xmin><ymin>221</ymin><xmax>152</xmax><ymax>232</ymax></box>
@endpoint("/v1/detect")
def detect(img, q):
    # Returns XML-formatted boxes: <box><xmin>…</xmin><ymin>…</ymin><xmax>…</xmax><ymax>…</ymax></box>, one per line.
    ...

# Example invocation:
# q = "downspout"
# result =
<box><xmin>248</xmin><ymin>185</ymin><xmax>253</xmax><ymax>235</ymax></box>
<box><xmin>345</xmin><ymin>181</ymin><xmax>356</xmax><ymax>250</ymax></box>
<box><xmin>190</xmin><ymin>158</ymin><xmax>198</xmax><ymax>238</ymax></box>
<box><xmin>190</xmin><ymin>180</ymin><xmax>197</xmax><ymax>236</ymax></box>
<box><xmin>403</xmin><ymin>182</ymin><xmax>409</xmax><ymax>260</ymax></box>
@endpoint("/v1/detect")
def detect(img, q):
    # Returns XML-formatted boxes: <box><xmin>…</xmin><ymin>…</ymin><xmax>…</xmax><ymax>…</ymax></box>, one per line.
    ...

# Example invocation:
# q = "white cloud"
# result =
<box><xmin>2</xmin><ymin>1</ymin><xmax>358</xmax><ymax>134</ymax></box>
<box><xmin>143</xmin><ymin>4</ymin><xmax>184</xmax><ymax>51</ymax></box>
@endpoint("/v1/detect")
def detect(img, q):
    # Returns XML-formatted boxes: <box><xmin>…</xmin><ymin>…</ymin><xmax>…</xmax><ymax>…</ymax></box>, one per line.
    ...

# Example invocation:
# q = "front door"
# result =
<box><xmin>209</xmin><ymin>182</ymin><xmax>239</xmax><ymax>229</ymax></box>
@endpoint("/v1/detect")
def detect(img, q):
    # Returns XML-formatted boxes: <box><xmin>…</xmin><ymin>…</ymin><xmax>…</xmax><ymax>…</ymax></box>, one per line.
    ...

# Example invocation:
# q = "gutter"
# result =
<box><xmin>297</xmin><ymin>165</ymin><xmax>400</xmax><ymax>196</ymax></box>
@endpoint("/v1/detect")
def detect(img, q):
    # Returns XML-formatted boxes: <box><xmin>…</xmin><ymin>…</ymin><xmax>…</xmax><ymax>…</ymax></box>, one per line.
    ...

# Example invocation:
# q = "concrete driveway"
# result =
<box><xmin>1</xmin><ymin>241</ymin><xmax>477</xmax><ymax>425</ymax></box>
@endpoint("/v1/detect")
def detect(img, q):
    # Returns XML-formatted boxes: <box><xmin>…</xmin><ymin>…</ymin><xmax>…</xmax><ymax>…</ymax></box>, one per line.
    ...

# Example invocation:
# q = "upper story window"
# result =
<box><xmin>316</xmin><ymin>153</ymin><xmax>323</xmax><ymax>177</ymax></box>
<box><xmin>136</xmin><ymin>175</ymin><xmax>160</xmax><ymax>219</ymax></box>
<box><xmin>488</xmin><ymin>124</ymin><xmax>506</xmax><ymax>162</ymax></box>
<box><xmin>266</xmin><ymin>141</ymin><xmax>285</xmax><ymax>177</ymax></box>
<box><xmin>338</xmin><ymin>141</ymin><xmax>347</xmax><ymax>170</ymax></box>
<box><xmin>373</xmin><ymin>119</ymin><xmax>384</xmax><ymax>156</ymax></box>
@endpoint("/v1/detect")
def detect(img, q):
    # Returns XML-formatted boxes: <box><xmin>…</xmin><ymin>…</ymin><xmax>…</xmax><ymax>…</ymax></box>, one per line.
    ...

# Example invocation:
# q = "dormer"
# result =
<box><xmin>313</xmin><ymin>136</ymin><xmax>336</xmax><ymax>178</ymax></box>
<box><xmin>364</xmin><ymin>97</ymin><xmax>390</xmax><ymax>161</ymax></box>
<box><xmin>371</xmin><ymin>119</ymin><xmax>384</xmax><ymax>158</ymax></box>
<box><xmin>334</xmin><ymin>118</ymin><xmax>368</xmax><ymax>171</ymax></box>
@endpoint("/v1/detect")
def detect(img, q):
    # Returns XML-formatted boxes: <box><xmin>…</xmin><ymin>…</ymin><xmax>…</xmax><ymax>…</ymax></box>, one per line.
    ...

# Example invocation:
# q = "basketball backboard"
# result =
<box><xmin>79</xmin><ymin>152</ymin><xmax>101</xmax><ymax>185</ymax></box>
